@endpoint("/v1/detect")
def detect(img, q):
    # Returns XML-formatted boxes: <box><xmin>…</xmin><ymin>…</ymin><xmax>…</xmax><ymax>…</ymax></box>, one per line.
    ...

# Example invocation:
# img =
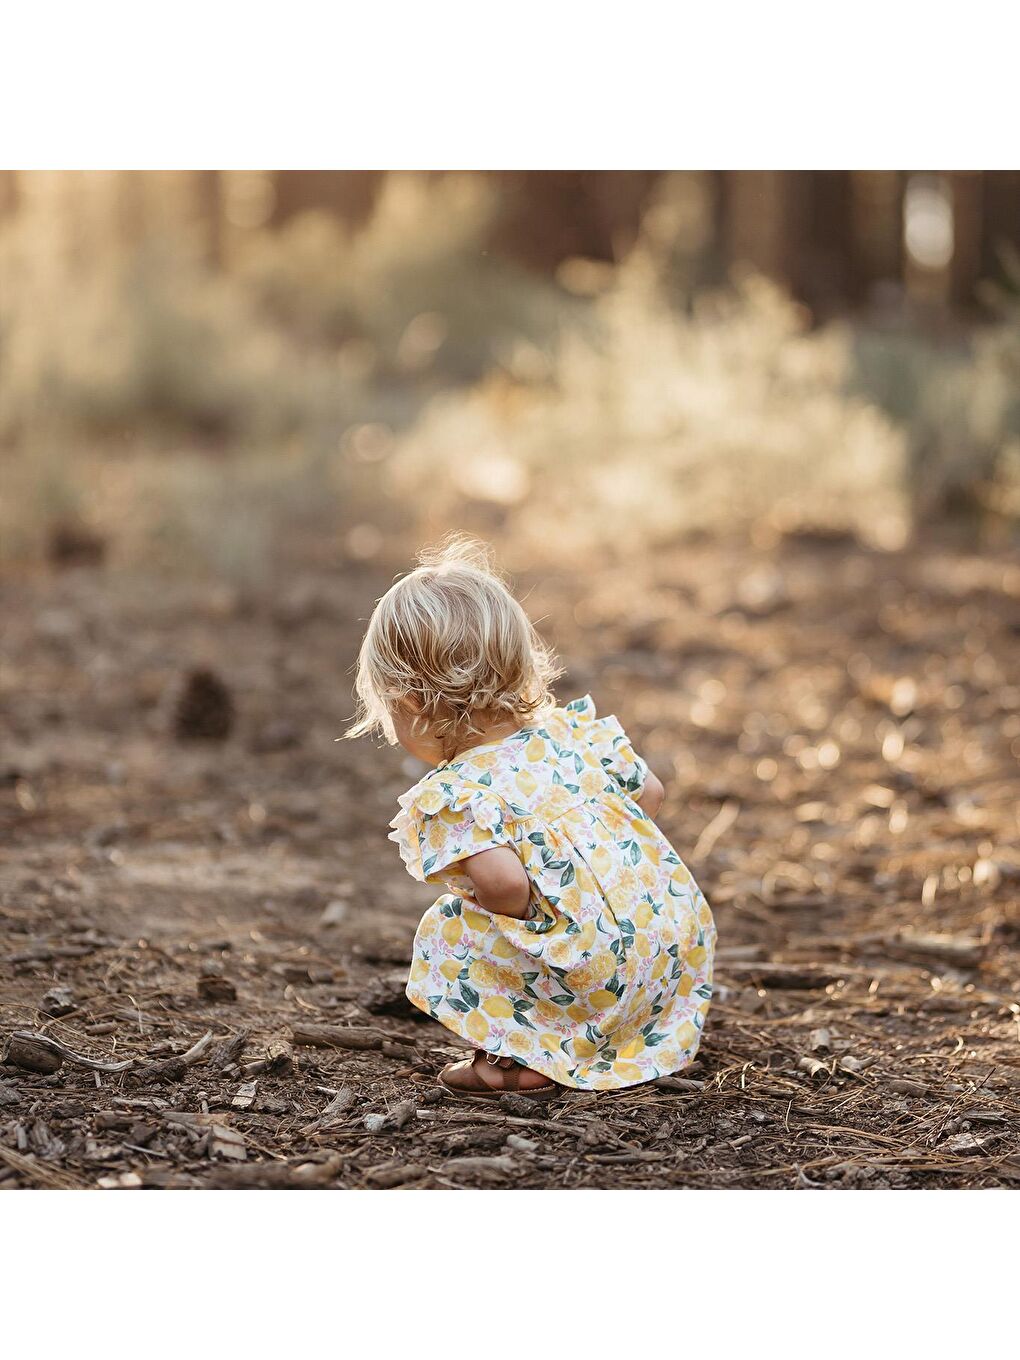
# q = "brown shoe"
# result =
<box><xmin>438</xmin><ymin>1049</ymin><xmax>558</xmax><ymax>1100</ymax></box>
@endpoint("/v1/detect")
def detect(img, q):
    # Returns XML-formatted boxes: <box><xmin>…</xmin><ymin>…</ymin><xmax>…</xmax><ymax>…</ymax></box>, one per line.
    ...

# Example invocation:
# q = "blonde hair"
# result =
<box><xmin>346</xmin><ymin>535</ymin><xmax>561</xmax><ymax>748</ymax></box>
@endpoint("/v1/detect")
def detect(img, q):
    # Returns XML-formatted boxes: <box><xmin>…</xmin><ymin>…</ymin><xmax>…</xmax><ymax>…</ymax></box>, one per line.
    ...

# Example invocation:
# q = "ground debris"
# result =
<box><xmin>442</xmin><ymin>1154</ymin><xmax>518</xmax><ymax>1183</ymax></box>
<box><xmin>3</xmin><ymin>544</ymin><xmax>1019</xmax><ymax>1189</ymax></box>
<box><xmin>210</xmin><ymin>1154</ymin><xmax>342</xmax><ymax>1189</ymax></box>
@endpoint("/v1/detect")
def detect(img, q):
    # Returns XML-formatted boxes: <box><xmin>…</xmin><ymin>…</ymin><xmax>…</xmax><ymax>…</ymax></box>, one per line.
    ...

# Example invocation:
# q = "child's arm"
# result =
<box><xmin>463</xmin><ymin>847</ymin><xmax>531</xmax><ymax>918</ymax></box>
<box><xmin>635</xmin><ymin>768</ymin><xmax>665</xmax><ymax>818</ymax></box>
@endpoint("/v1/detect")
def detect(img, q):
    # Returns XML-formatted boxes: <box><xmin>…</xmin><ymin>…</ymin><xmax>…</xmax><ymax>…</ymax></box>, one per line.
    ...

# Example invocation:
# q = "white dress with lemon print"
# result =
<box><xmin>390</xmin><ymin>696</ymin><xmax>716</xmax><ymax>1091</ymax></box>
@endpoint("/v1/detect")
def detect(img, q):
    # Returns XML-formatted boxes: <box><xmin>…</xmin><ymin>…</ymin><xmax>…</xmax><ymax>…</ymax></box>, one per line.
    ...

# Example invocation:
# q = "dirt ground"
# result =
<box><xmin>2</xmin><ymin>535</ymin><xmax>1018</xmax><ymax>1189</ymax></box>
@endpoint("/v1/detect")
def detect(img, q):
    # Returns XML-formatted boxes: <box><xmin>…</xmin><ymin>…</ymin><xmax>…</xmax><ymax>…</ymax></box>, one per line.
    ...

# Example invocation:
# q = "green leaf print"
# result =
<box><xmin>514</xmin><ymin>1010</ymin><xmax>537</xmax><ymax>1030</ymax></box>
<box><xmin>523</xmin><ymin>971</ymin><xmax>539</xmax><ymax>984</ymax></box>
<box><xmin>477</xmin><ymin>770</ymin><xmax>493</xmax><ymax>786</ymax></box>
<box><xmin>447</xmin><ymin>999</ymin><xmax>471</xmax><ymax>1013</ymax></box>
<box><xmin>528</xmin><ymin>832</ymin><xmax>546</xmax><ymax>846</ymax></box>
<box><xmin>629</xmin><ymin>841</ymin><xmax>641</xmax><ymax>865</ymax></box>
<box><xmin>560</xmin><ymin>863</ymin><xmax>575</xmax><ymax>887</ymax></box>
<box><xmin>421</xmin><ymin>855</ymin><xmax>438</xmax><ymax>877</ymax></box>
<box><xmin>696</xmin><ymin>984</ymin><xmax>713</xmax><ymax>999</ymax></box>
<box><xmin>551</xmin><ymin>994</ymin><xmax>574</xmax><ymax>1006</ymax></box>
<box><xmin>460</xmin><ymin>982</ymin><xmax>480</xmax><ymax>1008</ymax></box>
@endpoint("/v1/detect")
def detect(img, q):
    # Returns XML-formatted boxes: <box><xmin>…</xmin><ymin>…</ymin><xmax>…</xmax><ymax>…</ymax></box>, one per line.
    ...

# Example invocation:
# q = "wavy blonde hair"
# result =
<box><xmin>346</xmin><ymin>535</ymin><xmax>561</xmax><ymax>749</ymax></box>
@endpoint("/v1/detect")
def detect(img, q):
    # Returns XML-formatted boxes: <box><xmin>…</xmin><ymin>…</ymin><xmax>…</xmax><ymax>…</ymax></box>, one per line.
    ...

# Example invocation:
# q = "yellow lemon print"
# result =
<box><xmin>618</xmin><ymin>1037</ymin><xmax>645</xmax><ymax>1060</ymax></box>
<box><xmin>494</xmin><ymin>965</ymin><xmax>523</xmax><ymax>992</ymax></box>
<box><xmin>490</xmin><ymin>935</ymin><xmax>517</xmax><ymax>959</ymax></box>
<box><xmin>439</xmin><ymin>958</ymin><xmax>462</xmax><ymax>982</ymax></box>
<box><xmin>539</xmin><ymin>1032</ymin><xmax>560</xmax><ymax>1052</ymax></box>
<box><xmin>676</xmin><ymin>973</ymin><xmax>694</xmax><ymax>997</ymax></box>
<box><xmin>577</xmin><ymin>920</ymin><xmax>597</xmax><ymax>952</ymax></box>
<box><xmin>469</xmin><ymin>960</ymin><xmax>499</xmax><ymax>987</ymax></box>
<box><xmin>589</xmin><ymin>989</ymin><xmax>617</xmax><ymax>1009</ymax></box>
<box><xmin>592</xmin><ymin>952</ymin><xmax>615</xmax><ymax>983</ymax></box>
<box><xmin>567</xmin><ymin>1003</ymin><xmax>589</xmax><ymax>1024</ymax></box>
<box><xmin>591</xmin><ymin>846</ymin><xmax>612</xmax><ymax>878</ymax></box>
<box><xmin>613</xmin><ymin>1061</ymin><xmax>643</xmax><ymax>1082</ymax></box>
<box><xmin>508</xmin><ymin>1031</ymin><xmax>531</xmax><ymax>1056</ymax></box>
<box><xmin>634</xmin><ymin>902</ymin><xmax>654</xmax><ymax>928</ymax></box>
<box><xmin>526</xmin><ymin>735</ymin><xmax>545</xmax><ymax>762</ymax></box>
<box><xmin>687</xmin><ymin>945</ymin><xmax>707</xmax><ymax>968</ymax></box>
<box><xmin>635</xmin><ymin>934</ymin><xmax>651</xmax><ymax>958</ymax></box>
<box><xmin>465</xmin><ymin>1011</ymin><xmax>489</xmax><ymax>1043</ymax></box>
<box><xmin>483</xmin><ymin>996</ymin><xmax>514</xmax><ymax>1018</ymax></box>
<box><xmin>516</xmin><ymin>769</ymin><xmax>538</xmax><ymax>797</ymax></box>
<box><xmin>652</xmin><ymin>953</ymin><xmax>668</xmax><ymax>981</ymax></box>
<box><xmin>441</xmin><ymin>917</ymin><xmax>463</xmax><ymax>946</ymax></box>
<box><xmin>410</xmin><ymin>959</ymin><xmax>429</xmax><ymax>981</ymax></box>
<box><xmin>463</xmin><ymin>907</ymin><xmax>490</xmax><ymax>933</ymax></box>
<box><xmin>676</xmin><ymin>1022</ymin><xmax>697</xmax><ymax>1049</ymax></box>
<box><xmin>535</xmin><ymin>1000</ymin><xmax>561</xmax><ymax>1024</ymax></box>
<box><xmin>573</xmin><ymin>1036</ymin><xmax>597</xmax><ymax>1060</ymax></box>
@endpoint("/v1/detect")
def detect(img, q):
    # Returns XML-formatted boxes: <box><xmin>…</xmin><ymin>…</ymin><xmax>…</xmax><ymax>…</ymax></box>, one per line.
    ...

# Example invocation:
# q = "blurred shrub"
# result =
<box><xmin>387</xmin><ymin>255</ymin><xmax>912</xmax><ymax>558</ymax></box>
<box><xmin>234</xmin><ymin>173</ymin><xmax>576</xmax><ymax>382</ymax></box>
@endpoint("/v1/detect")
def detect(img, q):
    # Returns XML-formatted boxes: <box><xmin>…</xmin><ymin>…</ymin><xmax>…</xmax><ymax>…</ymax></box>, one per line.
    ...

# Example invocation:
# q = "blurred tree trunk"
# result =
<box><xmin>719</xmin><ymin>171</ymin><xmax>808</xmax><ymax>291</ymax></box>
<box><xmin>268</xmin><ymin>171</ymin><xmax>382</xmax><ymax>230</ymax></box>
<box><xmin>799</xmin><ymin>172</ymin><xmax>853</xmax><ymax>316</ymax></box>
<box><xmin>848</xmin><ymin>171</ymin><xmax>905</xmax><ymax>306</ymax></box>
<box><xmin>194</xmin><ymin>170</ymin><xmax>223</xmax><ymax>267</ymax></box>
<box><xmin>115</xmin><ymin>170</ymin><xmax>147</xmax><ymax>249</ymax></box>
<box><xmin>0</xmin><ymin>170</ymin><xmax>18</xmax><ymax>221</ymax></box>
<box><xmin>980</xmin><ymin>171</ymin><xmax>1020</xmax><ymax>287</ymax></box>
<box><xmin>949</xmin><ymin>171</ymin><xmax>984</xmax><ymax>310</ymax></box>
<box><xmin>489</xmin><ymin>171</ymin><xmax>661</xmax><ymax>269</ymax></box>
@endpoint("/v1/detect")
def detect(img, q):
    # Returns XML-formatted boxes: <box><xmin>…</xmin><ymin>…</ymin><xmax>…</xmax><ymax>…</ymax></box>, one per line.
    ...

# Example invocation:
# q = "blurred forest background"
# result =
<box><xmin>2</xmin><ymin>169</ymin><xmax>1019</xmax><ymax>576</ymax></box>
<box><xmin>2</xmin><ymin>172</ymin><xmax>1019</xmax><ymax>1190</ymax></box>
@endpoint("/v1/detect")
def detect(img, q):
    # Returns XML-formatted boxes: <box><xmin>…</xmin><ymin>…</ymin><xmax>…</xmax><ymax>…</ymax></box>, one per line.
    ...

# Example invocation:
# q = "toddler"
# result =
<box><xmin>347</xmin><ymin>537</ymin><xmax>716</xmax><ymax>1099</ymax></box>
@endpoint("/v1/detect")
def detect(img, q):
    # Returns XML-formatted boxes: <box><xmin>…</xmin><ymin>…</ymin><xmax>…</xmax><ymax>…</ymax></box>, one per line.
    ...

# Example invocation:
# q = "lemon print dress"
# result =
<box><xmin>390</xmin><ymin>696</ymin><xmax>716</xmax><ymax>1090</ymax></box>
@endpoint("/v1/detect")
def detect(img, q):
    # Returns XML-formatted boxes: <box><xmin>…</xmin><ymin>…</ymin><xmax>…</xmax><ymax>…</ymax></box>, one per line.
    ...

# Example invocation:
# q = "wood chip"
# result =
<box><xmin>231</xmin><ymin>1081</ymin><xmax>258</xmax><ymax>1110</ymax></box>
<box><xmin>290</xmin><ymin>1023</ymin><xmax>392</xmax><ymax>1051</ymax></box>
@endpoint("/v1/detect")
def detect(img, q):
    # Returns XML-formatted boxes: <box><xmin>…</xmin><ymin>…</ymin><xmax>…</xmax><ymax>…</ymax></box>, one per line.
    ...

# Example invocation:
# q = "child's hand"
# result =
<box><xmin>463</xmin><ymin>847</ymin><xmax>531</xmax><ymax>918</ymax></box>
<box><xmin>635</xmin><ymin>769</ymin><xmax>665</xmax><ymax>818</ymax></box>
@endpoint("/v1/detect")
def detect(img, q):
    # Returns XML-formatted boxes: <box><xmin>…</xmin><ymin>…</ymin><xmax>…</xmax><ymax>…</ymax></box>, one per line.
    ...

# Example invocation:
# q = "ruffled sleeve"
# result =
<box><xmin>562</xmin><ymin>694</ymin><xmax>649</xmax><ymax>798</ymax></box>
<box><xmin>388</xmin><ymin>772</ymin><xmax>516</xmax><ymax>886</ymax></box>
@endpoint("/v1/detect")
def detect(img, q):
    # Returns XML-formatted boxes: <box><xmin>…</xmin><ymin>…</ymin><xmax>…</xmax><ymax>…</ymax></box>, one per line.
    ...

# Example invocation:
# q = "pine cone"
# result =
<box><xmin>173</xmin><ymin>668</ymin><xmax>234</xmax><ymax>741</ymax></box>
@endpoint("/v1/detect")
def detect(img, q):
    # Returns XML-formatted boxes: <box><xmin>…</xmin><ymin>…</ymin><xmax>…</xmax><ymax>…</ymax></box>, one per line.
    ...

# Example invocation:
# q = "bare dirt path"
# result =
<box><xmin>2</xmin><ymin>538</ymin><xmax>1018</xmax><ymax>1188</ymax></box>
